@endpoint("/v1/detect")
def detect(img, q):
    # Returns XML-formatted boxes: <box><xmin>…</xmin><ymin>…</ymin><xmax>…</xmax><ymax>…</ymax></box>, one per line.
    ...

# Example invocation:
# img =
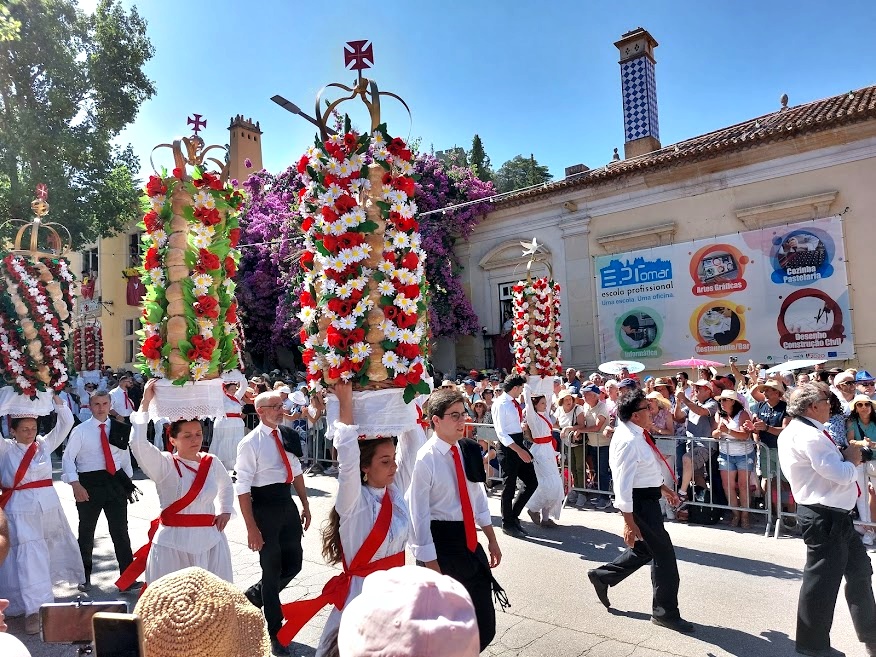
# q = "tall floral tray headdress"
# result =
<box><xmin>296</xmin><ymin>47</ymin><xmax>429</xmax><ymax>436</ymax></box>
<box><xmin>137</xmin><ymin>117</ymin><xmax>244</xmax><ymax>421</ymax></box>
<box><xmin>0</xmin><ymin>185</ymin><xmax>76</xmax><ymax>415</ymax></box>
<box><xmin>511</xmin><ymin>239</ymin><xmax>563</xmax><ymax>398</ymax></box>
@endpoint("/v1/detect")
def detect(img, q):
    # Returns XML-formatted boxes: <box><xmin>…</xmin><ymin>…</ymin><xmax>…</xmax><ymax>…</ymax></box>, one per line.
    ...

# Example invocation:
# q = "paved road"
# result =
<box><xmin>9</xmin><ymin>463</ymin><xmax>872</xmax><ymax>657</ymax></box>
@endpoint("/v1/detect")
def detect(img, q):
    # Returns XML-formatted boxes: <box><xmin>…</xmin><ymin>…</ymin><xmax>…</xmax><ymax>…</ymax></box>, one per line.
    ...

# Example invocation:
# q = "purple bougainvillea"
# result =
<box><xmin>237</xmin><ymin>167</ymin><xmax>304</xmax><ymax>361</ymax></box>
<box><xmin>235</xmin><ymin>152</ymin><xmax>494</xmax><ymax>362</ymax></box>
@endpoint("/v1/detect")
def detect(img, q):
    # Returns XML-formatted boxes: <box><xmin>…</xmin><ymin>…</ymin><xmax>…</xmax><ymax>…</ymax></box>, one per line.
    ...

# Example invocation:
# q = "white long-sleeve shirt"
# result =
<box><xmin>778</xmin><ymin>416</ymin><xmax>858</xmax><ymax>510</ymax></box>
<box><xmin>109</xmin><ymin>386</ymin><xmax>134</xmax><ymax>418</ymax></box>
<box><xmin>0</xmin><ymin>404</ymin><xmax>74</xmax><ymax>513</ymax></box>
<box><xmin>129</xmin><ymin>411</ymin><xmax>234</xmax><ymax>553</ymax></box>
<box><xmin>234</xmin><ymin>423</ymin><xmax>303</xmax><ymax>496</ymax></box>
<box><xmin>406</xmin><ymin>435</ymin><xmax>491</xmax><ymax>563</ymax></box>
<box><xmin>492</xmin><ymin>391</ymin><xmax>523</xmax><ymax>447</ymax></box>
<box><xmin>609</xmin><ymin>420</ymin><xmax>667</xmax><ymax>513</ymax></box>
<box><xmin>394</xmin><ymin>398</ymin><xmax>430</xmax><ymax>497</ymax></box>
<box><xmin>62</xmin><ymin>416</ymin><xmax>133</xmax><ymax>482</ymax></box>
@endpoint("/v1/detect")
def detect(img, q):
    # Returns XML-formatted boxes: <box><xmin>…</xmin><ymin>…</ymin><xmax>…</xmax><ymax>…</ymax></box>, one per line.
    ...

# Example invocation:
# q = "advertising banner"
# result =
<box><xmin>595</xmin><ymin>217</ymin><xmax>854</xmax><ymax>368</ymax></box>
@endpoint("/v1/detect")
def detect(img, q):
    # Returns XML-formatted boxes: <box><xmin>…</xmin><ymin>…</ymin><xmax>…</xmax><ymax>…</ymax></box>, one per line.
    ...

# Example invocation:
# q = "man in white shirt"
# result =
<box><xmin>778</xmin><ymin>383</ymin><xmax>876</xmax><ymax>657</ymax></box>
<box><xmin>108</xmin><ymin>374</ymin><xmax>135</xmax><ymax>424</ymax></box>
<box><xmin>61</xmin><ymin>391</ymin><xmax>134</xmax><ymax>591</ymax></box>
<box><xmin>587</xmin><ymin>389</ymin><xmax>693</xmax><ymax>633</ymax></box>
<box><xmin>407</xmin><ymin>386</ymin><xmax>503</xmax><ymax>652</ymax></box>
<box><xmin>235</xmin><ymin>391</ymin><xmax>311</xmax><ymax>657</ymax></box>
<box><xmin>492</xmin><ymin>374</ymin><xmax>537</xmax><ymax>538</ymax></box>
<box><xmin>582</xmin><ymin>384</ymin><xmax>611</xmax><ymax>509</ymax></box>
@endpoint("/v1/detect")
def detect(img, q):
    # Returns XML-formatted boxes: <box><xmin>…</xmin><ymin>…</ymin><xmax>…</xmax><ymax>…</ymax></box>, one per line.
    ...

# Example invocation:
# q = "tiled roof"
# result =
<box><xmin>495</xmin><ymin>84</ymin><xmax>876</xmax><ymax>209</ymax></box>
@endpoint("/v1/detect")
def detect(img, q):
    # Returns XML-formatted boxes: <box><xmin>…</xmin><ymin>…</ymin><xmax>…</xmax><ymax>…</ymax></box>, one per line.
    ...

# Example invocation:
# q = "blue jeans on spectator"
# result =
<box><xmin>587</xmin><ymin>445</ymin><xmax>612</xmax><ymax>500</ymax></box>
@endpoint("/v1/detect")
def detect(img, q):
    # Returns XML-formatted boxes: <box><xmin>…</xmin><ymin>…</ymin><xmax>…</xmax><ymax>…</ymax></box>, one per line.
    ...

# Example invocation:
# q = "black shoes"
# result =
<box><xmin>795</xmin><ymin>647</ymin><xmax>845</xmax><ymax>657</ymax></box>
<box><xmin>244</xmin><ymin>587</ymin><xmax>263</xmax><ymax>609</ymax></box>
<box><xmin>587</xmin><ymin>570</ymin><xmax>611</xmax><ymax>609</ymax></box>
<box><xmin>119</xmin><ymin>580</ymin><xmax>144</xmax><ymax>593</ymax></box>
<box><xmin>77</xmin><ymin>581</ymin><xmax>92</xmax><ymax>593</ymax></box>
<box><xmin>501</xmin><ymin>520</ymin><xmax>528</xmax><ymax>538</ymax></box>
<box><xmin>651</xmin><ymin>616</ymin><xmax>695</xmax><ymax>633</ymax></box>
<box><xmin>271</xmin><ymin>638</ymin><xmax>292</xmax><ymax>656</ymax></box>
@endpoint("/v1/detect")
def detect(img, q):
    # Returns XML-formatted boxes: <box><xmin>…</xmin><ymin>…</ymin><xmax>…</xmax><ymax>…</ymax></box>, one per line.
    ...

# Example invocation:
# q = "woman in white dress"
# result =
<box><xmin>211</xmin><ymin>380</ymin><xmax>246</xmax><ymax>471</ymax></box>
<box><xmin>276</xmin><ymin>382</ymin><xmax>410</xmax><ymax>654</ymax></box>
<box><xmin>126</xmin><ymin>380</ymin><xmax>234</xmax><ymax>585</ymax></box>
<box><xmin>0</xmin><ymin>397</ymin><xmax>81</xmax><ymax>634</ymax></box>
<box><xmin>522</xmin><ymin>384</ymin><xmax>564</xmax><ymax>527</ymax></box>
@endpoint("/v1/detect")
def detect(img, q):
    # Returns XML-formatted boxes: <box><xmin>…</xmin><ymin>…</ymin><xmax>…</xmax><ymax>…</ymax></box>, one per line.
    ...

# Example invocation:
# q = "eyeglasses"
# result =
<box><xmin>634</xmin><ymin>405</ymin><xmax>650</xmax><ymax>412</ymax></box>
<box><xmin>856</xmin><ymin>403</ymin><xmax>872</xmax><ymax>408</ymax></box>
<box><xmin>441</xmin><ymin>412</ymin><xmax>466</xmax><ymax>422</ymax></box>
<box><xmin>861</xmin><ymin>382</ymin><xmax>876</xmax><ymax>387</ymax></box>
<box><xmin>259</xmin><ymin>404</ymin><xmax>284</xmax><ymax>410</ymax></box>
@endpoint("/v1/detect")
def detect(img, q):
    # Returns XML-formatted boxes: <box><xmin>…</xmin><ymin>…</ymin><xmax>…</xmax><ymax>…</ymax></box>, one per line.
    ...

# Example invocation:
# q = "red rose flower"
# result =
<box><xmin>401</xmin><ymin>284</ymin><xmax>420</xmax><ymax>300</ymax></box>
<box><xmin>324</xmin><ymin>174</ymin><xmax>338</xmax><ymax>187</ymax></box>
<box><xmin>393</xmin><ymin>373</ymin><xmax>408</xmax><ymax>387</ymax></box>
<box><xmin>224</xmin><ymin>256</ymin><xmax>236</xmax><ymax>277</ymax></box>
<box><xmin>337</xmin><ymin>232</ymin><xmax>364</xmax><ymax>249</ymax></box>
<box><xmin>327</xmin><ymin>297</ymin><xmax>352</xmax><ymax>317</ymax></box>
<box><xmin>406</xmin><ymin>362</ymin><xmax>424</xmax><ymax>384</ymax></box>
<box><xmin>300</xmin><ymin>291</ymin><xmax>314</xmax><ymax>307</ymax></box>
<box><xmin>400</xmin><ymin>252</ymin><xmax>418</xmax><ymax>270</ymax></box>
<box><xmin>141</xmin><ymin>335</ymin><xmax>163</xmax><ymax>360</ymax></box>
<box><xmin>198</xmin><ymin>249</ymin><xmax>221</xmax><ymax>271</ymax></box>
<box><xmin>343</xmin><ymin>132</ymin><xmax>358</xmax><ymax>151</ymax></box>
<box><xmin>326</xmin><ymin>325</ymin><xmax>344</xmax><ymax>349</ymax></box>
<box><xmin>194</xmin><ymin>207</ymin><xmax>221</xmax><ymax>226</ymax></box>
<box><xmin>395</xmin><ymin>312</ymin><xmax>418</xmax><ymax>329</ymax></box>
<box><xmin>194</xmin><ymin>295</ymin><xmax>220</xmax><ymax>319</ymax></box>
<box><xmin>335</xmin><ymin>195</ymin><xmax>357</xmax><ymax>214</ymax></box>
<box><xmin>172</xmin><ymin>167</ymin><xmax>184</xmax><ymax>179</ymax></box>
<box><xmin>347</xmin><ymin>288</ymin><xmax>364</xmax><ymax>305</ymax></box>
<box><xmin>301</xmin><ymin>216</ymin><xmax>314</xmax><ymax>232</ymax></box>
<box><xmin>383</xmin><ymin>305</ymin><xmax>400</xmax><ymax>322</ymax></box>
<box><xmin>392</xmin><ymin>176</ymin><xmax>415</xmax><ymax>197</ymax></box>
<box><xmin>229</xmin><ymin>228</ymin><xmax>241</xmax><ymax>247</ymax></box>
<box><xmin>144</xmin><ymin>246</ymin><xmax>161</xmax><ymax>271</ymax></box>
<box><xmin>300</xmin><ymin>251</ymin><xmax>314</xmax><ymax>268</ymax></box>
<box><xmin>350</xmin><ymin>327</ymin><xmax>365</xmax><ymax>344</ymax></box>
<box><xmin>387</xmin><ymin>137</ymin><xmax>407</xmax><ymax>156</ymax></box>
<box><xmin>143</xmin><ymin>211</ymin><xmax>161</xmax><ymax>233</ymax></box>
<box><xmin>382</xmin><ymin>171</ymin><xmax>393</xmax><ymax>185</ymax></box>
<box><xmin>395</xmin><ymin>342</ymin><xmax>420</xmax><ymax>359</ymax></box>
<box><xmin>226</xmin><ymin>302</ymin><xmax>238</xmax><ymax>324</ymax></box>
<box><xmin>322</xmin><ymin>235</ymin><xmax>338</xmax><ymax>253</ymax></box>
<box><xmin>321</xmin><ymin>207</ymin><xmax>339</xmax><ymax>223</ymax></box>
<box><xmin>145</xmin><ymin>175</ymin><xmax>167</xmax><ymax>197</ymax></box>
<box><xmin>301</xmin><ymin>349</ymin><xmax>315</xmax><ymax>365</ymax></box>
<box><xmin>299</xmin><ymin>329</ymin><xmax>308</xmax><ymax>343</ymax></box>
<box><xmin>297</xmin><ymin>155</ymin><xmax>310</xmax><ymax>174</ymax></box>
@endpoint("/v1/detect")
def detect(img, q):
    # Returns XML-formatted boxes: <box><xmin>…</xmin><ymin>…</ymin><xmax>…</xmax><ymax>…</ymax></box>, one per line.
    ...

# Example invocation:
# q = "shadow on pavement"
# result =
<box><xmin>524</xmin><ymin>523</ymin><xmax>803</xmax><ymax>580</ymax></box>
<box><xmin>608</xmin><ymin>609</ymin><xmax>798</xmax><ymax>657</ymax></box>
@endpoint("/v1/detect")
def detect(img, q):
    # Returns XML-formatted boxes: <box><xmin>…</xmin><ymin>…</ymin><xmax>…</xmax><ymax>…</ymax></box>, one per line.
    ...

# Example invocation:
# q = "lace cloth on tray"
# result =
<box><xmin>147</xmin><ymin>378</ymin><xmax>225</xmax><ymax>421</ymax></box>
<box><xmin>325</xmin><ymin>388</ymin><xmax>417</xmax><ymax>437</ymax></box>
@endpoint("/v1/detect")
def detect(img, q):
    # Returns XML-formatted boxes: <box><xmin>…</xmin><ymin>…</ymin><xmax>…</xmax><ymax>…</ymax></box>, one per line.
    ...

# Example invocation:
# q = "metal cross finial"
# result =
<box><xmin>187</xmin><ymin>113</ymin><xmax>207</xmax><ymax>134</ymax></box>
<box><xmin>35</xmin><ymin>183</ymin><xmax>48</xmax><ymax>201</ymax></box>
<box><xmin>344</xmin><ymin>40</ymin><xmax>374</xmax><ymax>81</ymax></box>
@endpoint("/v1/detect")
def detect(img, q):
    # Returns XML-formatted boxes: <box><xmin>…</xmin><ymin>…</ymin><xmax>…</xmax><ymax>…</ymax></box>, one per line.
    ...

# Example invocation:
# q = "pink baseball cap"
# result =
<box><xmin>338</xmin><ymin>566</ymin><xmax>479</xmax><ymax>657</ymax></box>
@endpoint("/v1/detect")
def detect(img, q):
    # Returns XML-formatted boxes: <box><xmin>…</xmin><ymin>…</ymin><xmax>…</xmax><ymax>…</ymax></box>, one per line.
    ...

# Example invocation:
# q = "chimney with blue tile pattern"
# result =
<box><xmin>615</xmin><ymin>28</ymin><xmax>661</xmax><ymax>159</ymax></box>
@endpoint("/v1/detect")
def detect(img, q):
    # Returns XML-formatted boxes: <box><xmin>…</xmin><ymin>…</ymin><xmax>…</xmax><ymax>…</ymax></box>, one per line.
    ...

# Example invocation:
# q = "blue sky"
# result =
<box><xmin>80</xmin><ymin>0</ymin><xmax>876</xmax><ymax>181</ymax></box>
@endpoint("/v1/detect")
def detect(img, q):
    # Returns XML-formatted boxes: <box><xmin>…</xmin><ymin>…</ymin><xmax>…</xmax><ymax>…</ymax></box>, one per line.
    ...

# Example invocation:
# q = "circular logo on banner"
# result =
<box><xmin>615</xmin><ymin>309</ymin><xmax>662</xmax><ymax>357</ymax></box>
<box><xmin>770</xmin><ymin>228</ymin><xmax>835</xmax><ymax>285</ymax></box>
<box><xmin>689</xmin><ymin>244</ymin><xmax>750</xmax><ymax>297</ymax></box>
<box><xmin>777</xmin><ymin>289</ymin><xmax>845</xmax><ymax>350</ymax></box>
<box><xmin>690</xmin><ymin>301</ymin><xmax>751</xmax><ymax>355</ymax></box>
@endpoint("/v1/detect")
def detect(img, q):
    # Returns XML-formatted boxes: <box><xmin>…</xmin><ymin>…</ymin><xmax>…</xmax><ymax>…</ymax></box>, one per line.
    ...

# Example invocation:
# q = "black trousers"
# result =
<box><xmin>796</xmin><ymin>504</ymin><xmax>876</xmax><ymax>652</ymax></box>
<box><xmin>432</xmin><ymin>521</ymin><xmax>498</xmax><ymax>651</ymax></box>
<box><xmin>76</xmin><ymin>471</ymin><xmax>133</xmax><ymax>580</ymax></box>
<box><xmin>591</xmin><ymin>488</ymin><xmax>680</xmax><ymax>620</ymax></box>
<box><xmin>498</xmin><ymin>434</ymin><xmax>538</xmax><ymax>525</ymax></box>
<box><xmin>245</xmin><ymin>483</ymin><xmax>303</xmax><ymax>639</ymax></box>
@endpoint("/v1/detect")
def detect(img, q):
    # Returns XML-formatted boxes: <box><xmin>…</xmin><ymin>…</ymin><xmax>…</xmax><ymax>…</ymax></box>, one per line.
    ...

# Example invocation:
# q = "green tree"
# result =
<box><xmin>494</xmin><ymin>153</ymin><xmax>553</xmax><ymax>193</ymax></box>
<box><xmin>0</xmin><ymin>2</ymin><xmax>22</xmax><ymax>42</ymax></box>
<box><xmin>468</xmin><ymin>134</ymin><xmax>492</xmax><ymax>182</ymax></box>
<box><xmin>0</xmin><ymin>0</ymin><xmax>155</xmax><ymax>248</ymax></box>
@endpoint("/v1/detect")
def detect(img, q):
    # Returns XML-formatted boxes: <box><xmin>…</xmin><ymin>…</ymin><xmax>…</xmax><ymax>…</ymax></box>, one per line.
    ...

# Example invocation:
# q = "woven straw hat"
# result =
<box><xmin>134</xmin><ymin>567</ymin><xmax>270</xmax><ymax>657</ymax></box>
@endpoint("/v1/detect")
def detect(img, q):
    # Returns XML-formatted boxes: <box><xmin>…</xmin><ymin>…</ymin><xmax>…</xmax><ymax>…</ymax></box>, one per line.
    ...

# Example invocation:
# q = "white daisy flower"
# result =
<box><xmin>372</xmin><ymin>132</ymin><xmax>385</xmax><ymax>147</ymax></box>
<box><xmin>337</xmin><ymin>315</ymin><xmax>357</xmax><ymax>331</ymax></box>
<box><xmin>377</xmin><ymin>280</ymin><xmax>395</xmax><ymax>296</ymax></box>
<box><xmin>298</xmin><ymin>306</ymin><xmax>317</xmax><ymax>324</ymax></box>
<box><xmin>382</xmin><ymin>351</ymin><xmax>400</xmax><ymax>370</ymax></box>
<box><xmin>326</xmin><ymin>351</ymin><xmax>342</xmax><ymax>367</ymax></box>
<box><xmin>191</xmin><ymin>360</ymin><xmax>209</xmax><ymax>381</ymax></box>
<box><xmin>378</xmin><ymin>260</ymin><xmax>394</xmax><ymax>275</ymax></box>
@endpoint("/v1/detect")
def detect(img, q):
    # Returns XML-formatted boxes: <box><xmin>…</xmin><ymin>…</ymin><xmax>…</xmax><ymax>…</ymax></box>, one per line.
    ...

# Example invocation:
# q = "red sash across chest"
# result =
<box><xmin>276</xmin><ymin>487</ymin><xmax>403</xmax><ymax>646</ymax></box>
<box><xmin>0</xmin><ymin>442</ymin><xmax>53</xmax><ymax>509</ymax></box>
<box><xmin>115</xmin><ymin>454</ymin><xmax>216</xmax><ymax>592</ymax></box>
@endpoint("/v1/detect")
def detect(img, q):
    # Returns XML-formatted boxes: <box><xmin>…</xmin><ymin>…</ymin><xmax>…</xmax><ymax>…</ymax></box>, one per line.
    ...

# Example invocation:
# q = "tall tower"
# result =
<box><xmin>615</xmin><ymin>28</ymin><xmax>661</xmax><ymax>159</ymax></box>
<box><xmin>228</xmin><ymin>115</ymin><xmax>263</xmax><ymax>183</ymax></box>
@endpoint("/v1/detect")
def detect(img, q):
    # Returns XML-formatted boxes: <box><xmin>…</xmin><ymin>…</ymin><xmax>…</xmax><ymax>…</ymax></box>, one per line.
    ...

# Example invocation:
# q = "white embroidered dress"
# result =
<box><xmin>211</xmin><ymin>387</ymin><xmax>246</xmax><ymax>470</ymax></box>
<box><xmin>523</xmin><ymin>385</ymin><xmax>564</xmax><ymax>520</ymax></box>
<box><xmin>0</xmin><ymin>404</ymin><xmax>83</xmax><ymax>615</ymax></box>
<box><xmin>129</xmin><ymin>411</ymin><xmax>235</xmax><ymax>583</ymax></box>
